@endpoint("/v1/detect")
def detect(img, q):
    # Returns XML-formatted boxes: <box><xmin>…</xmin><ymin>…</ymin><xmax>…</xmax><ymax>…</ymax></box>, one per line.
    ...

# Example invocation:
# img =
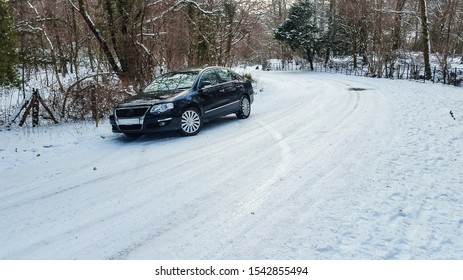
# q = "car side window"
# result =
<box><xmin>216</xmin><ymin>68</ymin><xmax>234</xmax><ymax>83</ymax></box>
<box><xmin>200</xmin><ymin>69</ymin><xmax>221</xmax><ymax>87</ymax></box>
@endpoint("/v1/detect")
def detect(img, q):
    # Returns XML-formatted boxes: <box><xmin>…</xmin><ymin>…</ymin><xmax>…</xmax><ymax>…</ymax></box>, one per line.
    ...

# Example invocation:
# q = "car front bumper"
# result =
<box><xmin>110</xmin><ymin>114</ymin><xmax>182</xmax><ymax>133</ymax></box>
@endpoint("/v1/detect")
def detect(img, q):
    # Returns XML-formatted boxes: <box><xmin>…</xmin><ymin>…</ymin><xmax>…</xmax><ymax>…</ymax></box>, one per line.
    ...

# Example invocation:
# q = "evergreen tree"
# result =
<box><xmin>0</xmin><ymin>0</ymin><xmax>18</xmax><ymax>86</ymax></box>
<box><xmin>274</xmin><ymin>0</ymin><xmax>319</xmax><ymax>70</ymax></box>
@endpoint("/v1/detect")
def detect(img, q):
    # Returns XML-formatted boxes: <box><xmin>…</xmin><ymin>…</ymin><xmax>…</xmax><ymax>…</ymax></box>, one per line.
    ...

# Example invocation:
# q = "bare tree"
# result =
<box><xmin>392</xmin><ymin>0</ymin><xmax>407</xmax><ymax>50</ymax></box>
<box><xmin>419</xmin><ymin>0</ymin><xmax>432</xmax><ymax>80</ymax></box>
<box><xmin>430</xmin><ymin>0</ymin><xmax>460</xmax><ymax>84</ymax></box>
<box><xmin>6</xmin><ymin>0</ymin><xmax>463</xmax><ymax>124</ymax></box>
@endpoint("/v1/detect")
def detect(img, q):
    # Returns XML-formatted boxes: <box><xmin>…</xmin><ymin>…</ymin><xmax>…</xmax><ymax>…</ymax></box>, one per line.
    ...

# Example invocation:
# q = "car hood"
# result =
<box><xmin>117</xmin><ymin>89</ymin><xmax>187</xmax><ymax>107</ymax></box>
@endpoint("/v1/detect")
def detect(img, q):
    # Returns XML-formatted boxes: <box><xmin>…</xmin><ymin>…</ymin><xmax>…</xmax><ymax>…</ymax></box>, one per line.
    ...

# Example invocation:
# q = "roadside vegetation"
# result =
<box><xmin>1</xmin><ymin>0</ymin><xmax>462</xmax><ymax>126</ymax></box>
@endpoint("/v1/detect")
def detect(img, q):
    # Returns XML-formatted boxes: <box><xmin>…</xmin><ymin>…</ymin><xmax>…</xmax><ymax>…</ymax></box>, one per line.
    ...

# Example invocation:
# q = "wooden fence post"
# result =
<box><xmin>19</xmin><ymin>89</ymin><xmax>58</xmax><ymax>127</ymax></box>
<box><xmin>32</xmin><ymin>89</ymin><xmax>40</xmax><ymax>127</ymax></box>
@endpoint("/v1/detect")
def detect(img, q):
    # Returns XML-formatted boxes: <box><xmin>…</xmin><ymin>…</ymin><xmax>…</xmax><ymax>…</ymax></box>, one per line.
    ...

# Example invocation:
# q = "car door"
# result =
<box><xmin>215</xmin><ymin>68</ymin><xmax>242</xmax><ymax>113</ymax></box>
<box><xmin>198</xmin><ymin>68</ymin><xmax>235</xmax><ymax>119</ymax></box>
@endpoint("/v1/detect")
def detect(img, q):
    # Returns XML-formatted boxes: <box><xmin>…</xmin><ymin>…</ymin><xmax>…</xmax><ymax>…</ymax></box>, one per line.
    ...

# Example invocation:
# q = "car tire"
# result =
<box><xmin>236</xmin><ymin>96</ymin><xmax>251</xmax><ymax>119</ymax></box>
<box><xmin>180</xmin><ymin>107</ymin><xmax>202</xmax><ymax>136</ymax></box>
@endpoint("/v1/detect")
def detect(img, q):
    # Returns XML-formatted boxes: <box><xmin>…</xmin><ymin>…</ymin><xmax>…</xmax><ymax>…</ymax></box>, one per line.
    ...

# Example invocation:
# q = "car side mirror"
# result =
<box><xmin>199</xmin><ymin>81</ymin><xmax>212</xmax><ymax>90</ymax></box>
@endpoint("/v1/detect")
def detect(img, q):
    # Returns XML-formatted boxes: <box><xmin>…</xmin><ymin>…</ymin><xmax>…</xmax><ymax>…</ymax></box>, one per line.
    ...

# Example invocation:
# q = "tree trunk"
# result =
<box><xmin>352</xmin><ymin>30</ymin><xmax>358</xmax><ymax>69</ymax></box>
<box><xmin>419</xmin><ymin>0</ymin><xmax>432</xmax><ymax>80</ymax></box>
<box><xmin>393</xmin><ymin>0</ymin><xmax>407</xmax><ymax>50</ymax></box>
<box><xmin>441</xmin><ymin>0</ymin><xmax>458</xmax><ymax>84</ymax></box>
<box><xmin>76</xmin><ymin>0</ymin><xmax>121</xmax><ymax>75</ymax></box>
<box><xmin>325</xmin><ymin>0</ymin><xmax>336</xmax><ymax>65</ymax></box>
<box><xmin>306</xmin><ymin>48</ymin><xmax>314</xmax><ymax>71</ymax></box>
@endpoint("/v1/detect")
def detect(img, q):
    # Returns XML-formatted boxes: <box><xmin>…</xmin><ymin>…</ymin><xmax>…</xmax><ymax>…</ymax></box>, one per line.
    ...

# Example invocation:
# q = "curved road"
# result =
<box><xmin>1</xmin><ymin>71</ymin><xmax>462</xmax><ymax>259</ymax></box>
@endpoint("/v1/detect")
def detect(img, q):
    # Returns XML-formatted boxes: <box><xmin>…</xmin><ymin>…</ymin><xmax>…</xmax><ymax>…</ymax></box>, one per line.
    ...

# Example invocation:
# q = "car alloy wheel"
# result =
<box><xmin>236</xmin><ymin>96</ymin><xmax>251</xmax><ymax>119</ymax></box>
<box><xmin>180</xmin><ymin>108</ymin><xmax>202</xmax><ymax>136</ymax></box>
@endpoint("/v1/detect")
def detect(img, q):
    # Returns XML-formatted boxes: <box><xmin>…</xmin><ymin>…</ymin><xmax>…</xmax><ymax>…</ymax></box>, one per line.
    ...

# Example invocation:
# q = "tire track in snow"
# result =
<box><xmin>207</xmin><ymin>76</ymin><xmax>394</xmax><ymax>259</ymax></box>
<box><xmin>7</xmin><ymin>72</ymin><xmax>459</xmax><ymax>259</ymax></box>
<box><xmin>125</xmin><ymin>74</ymin><xmax>377</xmax><ymax>259</ymax></box>
<box><xmin>107</xmin><ymin>121</ymin><xmax>294</xmax><ymax>259</ymax></box>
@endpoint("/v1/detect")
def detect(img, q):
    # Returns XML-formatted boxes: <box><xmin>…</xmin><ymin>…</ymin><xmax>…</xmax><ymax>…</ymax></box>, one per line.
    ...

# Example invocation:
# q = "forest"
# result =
<box><xmin>1</xmin><ymin>0</ymin><xmax>463</xmax><ymax>123</ymax></box>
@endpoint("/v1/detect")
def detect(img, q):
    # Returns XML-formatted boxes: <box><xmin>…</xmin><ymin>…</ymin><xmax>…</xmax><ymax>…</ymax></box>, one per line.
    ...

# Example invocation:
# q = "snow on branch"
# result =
<box><xmin>25</xmin><ymin>1</ymin><xmax>54</xmax><ymax>51</ymax></box>
<box><xmin>144</xmin><ymin>0</ymin><xmax>215</xmax><ymax>24</ymax></box>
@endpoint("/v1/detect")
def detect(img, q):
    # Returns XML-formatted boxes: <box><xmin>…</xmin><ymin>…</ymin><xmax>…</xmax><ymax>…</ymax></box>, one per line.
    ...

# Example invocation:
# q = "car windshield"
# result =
<box><xmin>143</xmin><ymin>71</ymin><xmax>198</xmax><ymax>94</ymax></box>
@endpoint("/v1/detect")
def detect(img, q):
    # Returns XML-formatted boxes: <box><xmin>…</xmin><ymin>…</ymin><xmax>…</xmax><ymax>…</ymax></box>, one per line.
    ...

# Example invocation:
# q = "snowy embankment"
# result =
<box><xmin>0</xmin><ymin>71</ymin><xmax>462</xmax><ymax>260</ymax></box>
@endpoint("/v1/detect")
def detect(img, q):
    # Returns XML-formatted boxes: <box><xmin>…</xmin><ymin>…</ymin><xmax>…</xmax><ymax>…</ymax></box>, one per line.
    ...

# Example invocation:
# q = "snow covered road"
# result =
<box><xmin>1</xmin><ymin>71</ymin><xmax>462</xmax><ymax>259</ymax></box>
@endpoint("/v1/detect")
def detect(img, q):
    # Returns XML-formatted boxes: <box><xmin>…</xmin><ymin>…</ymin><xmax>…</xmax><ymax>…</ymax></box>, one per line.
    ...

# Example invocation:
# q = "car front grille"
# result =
<box><xmin>115</xmin><ymin>106</ymin><xmax>150</xmax><ymax>118</ymax></box>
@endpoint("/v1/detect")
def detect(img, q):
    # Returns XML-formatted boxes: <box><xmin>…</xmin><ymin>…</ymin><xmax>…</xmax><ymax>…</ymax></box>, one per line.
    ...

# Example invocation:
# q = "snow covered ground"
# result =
<box><xmin>1</xmin><ymin>70</ymin><xmax>462</xmax><ymax>260</ymax></box>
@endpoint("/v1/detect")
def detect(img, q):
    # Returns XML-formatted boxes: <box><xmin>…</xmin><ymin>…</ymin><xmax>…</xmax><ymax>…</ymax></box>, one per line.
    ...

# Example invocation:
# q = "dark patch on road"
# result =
<box><xmin>348</xmin><ymin>87</ymin><xmax>368</xmax><ymax>91</ymax></box>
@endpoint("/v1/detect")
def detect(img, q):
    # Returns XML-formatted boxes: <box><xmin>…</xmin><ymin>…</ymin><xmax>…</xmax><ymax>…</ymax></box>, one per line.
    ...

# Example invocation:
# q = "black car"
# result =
<box><xmin>110</xmin><ymin>67</ymin><xmax>254</xmax><ymax>137</ymax></box>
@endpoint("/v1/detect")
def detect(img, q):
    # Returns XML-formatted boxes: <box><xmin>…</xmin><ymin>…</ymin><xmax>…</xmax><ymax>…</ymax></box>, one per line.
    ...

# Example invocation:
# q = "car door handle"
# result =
<box><xmin>219</xmin><ymin>89</ymin><xmax>225</xmax><ymax>93</ymax></box>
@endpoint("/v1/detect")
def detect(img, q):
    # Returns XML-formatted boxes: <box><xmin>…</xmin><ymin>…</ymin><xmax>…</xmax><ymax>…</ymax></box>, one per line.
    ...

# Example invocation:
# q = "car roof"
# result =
<box><xmin>171</xmin><ymin>66</ymin><xmax>231</xmax><ymax>73</ymax></box>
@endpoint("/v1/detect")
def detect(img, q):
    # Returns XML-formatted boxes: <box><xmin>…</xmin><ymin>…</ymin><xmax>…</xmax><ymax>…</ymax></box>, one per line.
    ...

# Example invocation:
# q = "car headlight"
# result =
<box><xmin>150</xmin><ymin>103</ymin><xmax>174</xmax><ymax>114</ymax></box>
